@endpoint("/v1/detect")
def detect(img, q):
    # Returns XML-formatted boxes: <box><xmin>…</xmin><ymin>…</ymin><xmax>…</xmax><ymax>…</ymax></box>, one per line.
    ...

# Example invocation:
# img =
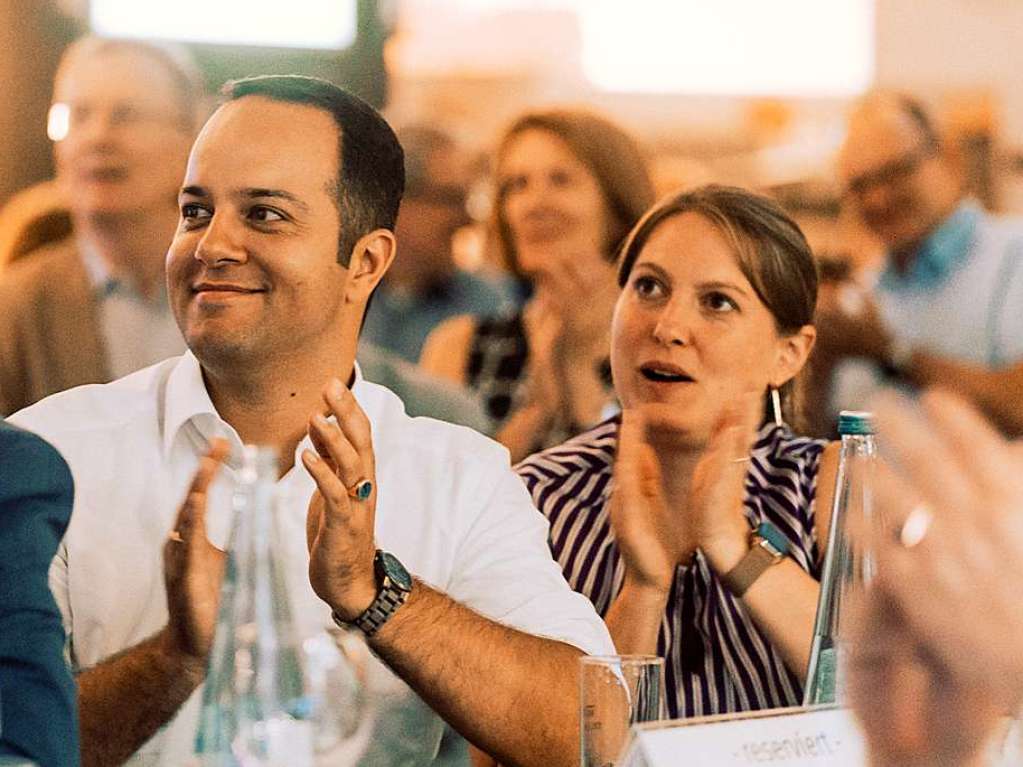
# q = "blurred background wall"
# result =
<box><xmin>3</xmin><ymin>0</ymin><xmax>1023</xmax><ymax>224</ymax></box>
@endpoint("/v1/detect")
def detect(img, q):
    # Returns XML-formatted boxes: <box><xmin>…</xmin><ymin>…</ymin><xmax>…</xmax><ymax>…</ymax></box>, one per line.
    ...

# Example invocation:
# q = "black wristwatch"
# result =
<box><xmin>332</xmin><ymin>550</ymin><xmax>413</xmax><ymax>637</ymax></box>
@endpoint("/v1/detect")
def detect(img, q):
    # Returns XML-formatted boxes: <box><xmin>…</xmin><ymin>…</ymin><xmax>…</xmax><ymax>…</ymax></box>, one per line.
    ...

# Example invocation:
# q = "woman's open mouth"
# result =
<box><xmin>639</xmin><ymin>363</ymin><xmax>694</xmax><ymax>383</ymax></box>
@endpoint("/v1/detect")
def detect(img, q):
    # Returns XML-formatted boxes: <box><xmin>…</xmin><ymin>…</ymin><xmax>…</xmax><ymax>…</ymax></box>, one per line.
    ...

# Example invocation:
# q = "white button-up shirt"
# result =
<box><xmin>11</xmin><ymin>352</ymin><xmax>613</xmax><ymax>766</ymax></box>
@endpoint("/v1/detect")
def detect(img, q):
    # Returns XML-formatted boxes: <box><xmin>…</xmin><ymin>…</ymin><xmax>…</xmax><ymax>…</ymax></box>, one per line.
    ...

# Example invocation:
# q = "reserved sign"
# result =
<box><xmin>620</xmin><ymin>705</ymin><xmax>865</xmax><ymax>766</ymax></box>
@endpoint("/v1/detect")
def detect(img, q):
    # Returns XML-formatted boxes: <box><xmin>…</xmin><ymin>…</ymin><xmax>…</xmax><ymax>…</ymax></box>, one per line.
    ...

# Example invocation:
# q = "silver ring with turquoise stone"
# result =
<box><xmin>347</xmin><ymin>479</ymin><xmax>373</xmax><ymax>501</ymax></box>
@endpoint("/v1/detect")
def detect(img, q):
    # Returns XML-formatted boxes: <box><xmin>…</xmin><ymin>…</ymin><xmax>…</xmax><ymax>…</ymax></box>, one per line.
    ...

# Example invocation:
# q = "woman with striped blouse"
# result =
<box><xmin>516</xmin><ymin>185</ymin><xmax>840</xmax><ymax>719</ymax></box>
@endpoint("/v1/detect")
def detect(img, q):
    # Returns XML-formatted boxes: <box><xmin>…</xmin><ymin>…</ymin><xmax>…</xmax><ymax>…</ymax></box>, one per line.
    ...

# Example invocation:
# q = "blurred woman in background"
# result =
<box><xmin>517</xmin><ymin>185</ymin><xmax>839</xmax><ymax>719</ymax></box>
<box><xmin>420</xmin><ymin>109</ymin><xmax>654</xmax><ymax>462</ymax></box>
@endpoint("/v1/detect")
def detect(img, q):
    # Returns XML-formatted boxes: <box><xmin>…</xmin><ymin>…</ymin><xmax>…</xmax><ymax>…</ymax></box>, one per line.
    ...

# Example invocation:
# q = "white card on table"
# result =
<box><xmin>620</xmin><ymin>705</ymin><xmax>865</xmax><ymax>767</ymax></box>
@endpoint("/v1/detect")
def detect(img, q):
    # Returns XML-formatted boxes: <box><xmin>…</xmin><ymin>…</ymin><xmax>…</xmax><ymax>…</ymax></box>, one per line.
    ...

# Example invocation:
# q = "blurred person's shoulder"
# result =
<box><xmin>358</xmin><ymin>374</ymin><xmax>507</xmax><ymax>473</ymax></box>
<box><xmin>450</xmin><ymin>268</ymin><xmax>519</xmax><ymax>315</ymax></box>
<box><xmin>357</xmin><ymin>344</ymin><xmax>490</xmax><ymax>432</ymax></box>
<box><xmin>0</xmin><ymin>419</ymin><xmax>71</xmax><ymax>484</ymax></box>
<box><xmin>0</xmin><ymin>235</ymin><xmax>83</xmax><ymax>311</ymax></box>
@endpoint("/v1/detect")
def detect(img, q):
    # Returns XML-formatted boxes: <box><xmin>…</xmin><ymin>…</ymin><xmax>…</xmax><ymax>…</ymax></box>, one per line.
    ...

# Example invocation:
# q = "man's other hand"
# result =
<box><xmin>162</xmin><ymin>438</ymin><xmax>230</xmax><ymax>671</ymax></box>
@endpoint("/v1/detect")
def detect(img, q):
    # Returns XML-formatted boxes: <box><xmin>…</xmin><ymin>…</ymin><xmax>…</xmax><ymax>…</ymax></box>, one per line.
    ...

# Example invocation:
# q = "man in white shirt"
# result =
<box><xmin>11</xmin><ymin>75</ymin><xmax>613</xmax><ymax>767</ymax></box>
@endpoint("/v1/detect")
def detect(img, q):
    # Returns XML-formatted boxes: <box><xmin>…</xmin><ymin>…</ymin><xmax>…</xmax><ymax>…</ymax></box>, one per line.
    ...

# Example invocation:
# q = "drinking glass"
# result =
<box><xmin>303</xmin><ymin>628</ymin><xmax>376</xmax><ymax>767</ymax></box>
<box><xmin>580</xmin><ymin>655</ymin><xmax>664</xmax><ymax>767</ymax></box>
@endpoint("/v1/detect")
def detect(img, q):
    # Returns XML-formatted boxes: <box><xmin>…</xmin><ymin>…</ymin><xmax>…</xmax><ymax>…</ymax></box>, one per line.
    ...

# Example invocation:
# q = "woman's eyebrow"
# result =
<box><xmin>632</xmin><ymin>261</ymin><xmax>671</xmax><ymax>281</ymax></box>
<box><xmin>697</xmin><ymin>279</ymin><xmax>751</xmax><ymax>298</ymax></box>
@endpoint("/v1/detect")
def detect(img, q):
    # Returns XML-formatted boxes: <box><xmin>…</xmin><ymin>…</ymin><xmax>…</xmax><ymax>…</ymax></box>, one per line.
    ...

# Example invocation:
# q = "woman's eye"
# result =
<box><xmin>703</xmin><ymin>291</ymin><xmax>738</xmax><ymax>313</ymax></box>
<box><xmin>633</xmin><ymin>275</ymin><xmax>664</xmax><ymax>299</ymax></box>
<box><xmin>550</xmin><ymin>169</ymin><xmax>573</xmax><ymax>187</ymax></box>
<box><xmin>249</xmin><ymin>206</ymin><xmax>284</xmax><ymax>223</ymax></box>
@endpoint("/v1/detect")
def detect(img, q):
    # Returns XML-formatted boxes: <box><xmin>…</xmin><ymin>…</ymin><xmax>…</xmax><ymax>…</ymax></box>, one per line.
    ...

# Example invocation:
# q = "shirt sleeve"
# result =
<box><xmin>992</xmin><ymin>236</ymin><xmax>1023</xmax><ymax>363</ymax></box>
<box><xmin>49</xmin><ymin>539</ymin><xmax>75</xmax><ymax>667</ymax></box>
<box><xmin>0</xmin><ymin>426</ymin><xmax>79</xmax><ymax>767</ymax></box>
<box><xmin>444</xmin><ymin>462</ymin><xmax>615</xmax><ymax>657</ymax></box>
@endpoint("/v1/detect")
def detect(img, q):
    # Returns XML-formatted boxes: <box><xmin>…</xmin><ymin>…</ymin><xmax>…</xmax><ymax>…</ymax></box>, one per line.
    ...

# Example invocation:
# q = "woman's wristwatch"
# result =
<box><xmin>722</xmin><ymin>522</ymin><xmax>789</xmax><ymax>597</ymax></box>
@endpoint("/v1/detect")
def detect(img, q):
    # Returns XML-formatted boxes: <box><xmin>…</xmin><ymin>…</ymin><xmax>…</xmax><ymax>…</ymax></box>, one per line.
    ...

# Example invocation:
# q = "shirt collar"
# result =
<box><xmin>161</xmin><ymin>351</ymin><xmax>375</xmax><ymax>461</ymax></box>
<box><xmin>79</xmin><ymin>240</ymin><xmax>119</xmax><ymax>296</ymax></box>
<box><xmin>162</xmin><ymin>351</ymin><xmax>231</xmax><ymax>458</ymax></box>
<box><xmin>80</xmin><ymin>240</ymin><xmax>173</xmax><ymax>305</ymax></box>
<box><xmin>879</xmin><ymin>200</ymin><xmax>981</xmax><ymax>291</ymax></box>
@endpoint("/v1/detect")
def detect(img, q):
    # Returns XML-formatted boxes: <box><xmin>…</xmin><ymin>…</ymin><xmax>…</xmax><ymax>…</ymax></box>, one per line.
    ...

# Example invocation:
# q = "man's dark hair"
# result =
<box><xmin>221</xmin><ymin>75</ymin><xmax>405</xmax><ymax>267</ymax></box>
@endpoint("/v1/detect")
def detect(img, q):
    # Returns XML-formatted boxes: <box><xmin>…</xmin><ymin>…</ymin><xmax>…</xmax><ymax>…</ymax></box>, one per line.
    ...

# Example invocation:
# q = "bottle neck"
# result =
<box><xmin>839</xmin><ymin>432</ymin><xmax>876</xmax><ymax>455</ymax></box>
<box><xmin>230</xmin><ymin>446</ymin><xmax>281</xmax><ymax>567</ymax></box>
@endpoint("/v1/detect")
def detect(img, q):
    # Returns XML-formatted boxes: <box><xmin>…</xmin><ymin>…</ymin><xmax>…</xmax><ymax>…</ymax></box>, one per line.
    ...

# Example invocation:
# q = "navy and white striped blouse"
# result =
<box><xmin>515</xmin><ymin>418</ymin><xmax>827</xmax><ymax>719</ymax></box>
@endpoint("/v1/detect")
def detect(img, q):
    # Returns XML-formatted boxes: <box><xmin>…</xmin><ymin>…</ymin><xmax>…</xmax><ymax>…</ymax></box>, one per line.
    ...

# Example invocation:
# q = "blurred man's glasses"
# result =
<box><xmin>843</xmin><ymin>143</ymin><xmax>937</xmax><ymax>199</ymax></box>
<box><xmin>47</xmin><ymin>101</ymin><xmax>184</xmax><ymax>142</ymax></box>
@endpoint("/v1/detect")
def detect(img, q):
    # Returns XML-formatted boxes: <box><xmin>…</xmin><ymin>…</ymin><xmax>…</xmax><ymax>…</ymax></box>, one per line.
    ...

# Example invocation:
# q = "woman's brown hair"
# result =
<box><xmin>491</xmin><ymin>109</ymin><xmax>655</xmax><ymax>277</ymax></box>
<box><xmin>617</xmin><ymin>184</ymin><xmax>819</xmax><ymax>426</ymax></box>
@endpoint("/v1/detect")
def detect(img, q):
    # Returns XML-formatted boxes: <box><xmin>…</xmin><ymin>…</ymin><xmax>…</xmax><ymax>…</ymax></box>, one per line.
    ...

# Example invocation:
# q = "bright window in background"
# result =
<box><xmin>90</xmin><ymin>0</ymin><xmax>358</xmax><ymax>49</ymax></box>
<box><xmin>580</xmin><ymin>0</ymin><xmax>874</xmax><ymax>96</ymax></box>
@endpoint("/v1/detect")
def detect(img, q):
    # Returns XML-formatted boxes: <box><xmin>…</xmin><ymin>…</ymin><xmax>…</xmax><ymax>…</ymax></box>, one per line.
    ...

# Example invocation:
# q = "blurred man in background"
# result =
<box><xmin>360</xmin><ymin>125</ymin><xmax>514</xmax><ymax>364</ymax></box>
<box><xmin>816</xmin><ymin>92</ymin><xmax>1023</xmax><ymax>436</ymax></box>
<box><xmin>0</xmin><ymin>37</ymin><xmax>203</xmax><ymax>415</ymax></box>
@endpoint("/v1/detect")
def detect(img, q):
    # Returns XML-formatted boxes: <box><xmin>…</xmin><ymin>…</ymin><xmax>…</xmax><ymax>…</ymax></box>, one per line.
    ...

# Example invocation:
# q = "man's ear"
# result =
<box><xmin>343</xmin><ymin>229</ymin><xmax>396</xmax><ymax>304</ymax></box>
<box><xmin>771</xmin><ymin>324</ymin><xmax>817</xmax><ymax>389</ymax></box>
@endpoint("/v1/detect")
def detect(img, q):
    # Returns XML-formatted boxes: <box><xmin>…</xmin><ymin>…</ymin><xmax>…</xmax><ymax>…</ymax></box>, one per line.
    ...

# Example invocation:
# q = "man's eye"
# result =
<box><xmin>181</xmin><ymin>203</ymin><xmax>210</xmax><ymax>222</ymax></box>
<box><xmin>249</xmin><ymin>206</ymin><xmax>285</xmax><ymax>223</ymax></box>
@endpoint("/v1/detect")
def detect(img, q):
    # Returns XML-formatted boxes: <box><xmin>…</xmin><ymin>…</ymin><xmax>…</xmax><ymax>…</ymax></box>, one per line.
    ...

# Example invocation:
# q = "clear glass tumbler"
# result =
<box><xmin>580</xmin><ymin>655</ymin><xmax>664</xmax><ymax>767</ymax></box>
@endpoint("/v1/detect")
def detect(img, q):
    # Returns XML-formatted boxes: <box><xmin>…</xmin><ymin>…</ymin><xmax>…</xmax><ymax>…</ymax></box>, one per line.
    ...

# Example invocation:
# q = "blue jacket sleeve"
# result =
<box><xmin>0</xmin><ymin>422</ymin><xmax>79</xmax><ymax>767</ymax></box>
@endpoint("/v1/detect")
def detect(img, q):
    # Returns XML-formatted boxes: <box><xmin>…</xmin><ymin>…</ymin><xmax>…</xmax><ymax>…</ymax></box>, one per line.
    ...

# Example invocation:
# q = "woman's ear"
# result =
<box><xmin>343</xmin><ymin>228</ymin><xmax>396</xmax><ymax>304</ymax></box>
<box><xmin>771</xmin><ymin>324</ymin><xmax>817</xmax><ymax>388</ymax></box>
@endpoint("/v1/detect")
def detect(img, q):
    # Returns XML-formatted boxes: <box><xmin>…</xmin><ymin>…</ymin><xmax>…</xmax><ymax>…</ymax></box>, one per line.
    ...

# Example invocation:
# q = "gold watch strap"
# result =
<box><xmin>722</xmin><ymin>540</ymin><xmax>781</xmax><ymax>597</ymax></box>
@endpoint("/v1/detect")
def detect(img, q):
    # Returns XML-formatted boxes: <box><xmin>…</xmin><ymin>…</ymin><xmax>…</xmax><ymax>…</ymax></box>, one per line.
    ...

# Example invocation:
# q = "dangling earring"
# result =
<box><xmin>770</xmin><ymin>386</ymin><xmax>783</xmax><ymax>427</ymax></box>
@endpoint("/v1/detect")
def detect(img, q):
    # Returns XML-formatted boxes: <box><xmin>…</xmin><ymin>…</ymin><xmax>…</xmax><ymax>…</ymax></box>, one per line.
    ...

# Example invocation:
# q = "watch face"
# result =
<box><xmin>378</xmin><ymin>551</ymin><xmax>413</xmax><ymax>591</ymax></box>
<box><xmin>756</xmin><ymin>522</ymin><xmax>790</xmax><ymax>557</ymax></box>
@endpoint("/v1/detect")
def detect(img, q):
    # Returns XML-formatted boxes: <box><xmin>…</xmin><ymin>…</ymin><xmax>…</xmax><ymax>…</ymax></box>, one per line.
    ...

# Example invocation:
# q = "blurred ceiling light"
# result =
<box><xmin>89</xmin><ymin>0</ymin><xmax>357</xmax><ymax>49</ymax></box>
<box><xmin>580</xmin><ymin>0</ymin><xmax>874</xmax><ymax>96</ymax></box>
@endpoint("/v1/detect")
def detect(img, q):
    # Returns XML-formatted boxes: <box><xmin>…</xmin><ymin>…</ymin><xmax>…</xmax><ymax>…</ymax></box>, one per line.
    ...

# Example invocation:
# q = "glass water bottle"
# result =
<box><xmin>803</xmin><ymin>411</ymin><xmax>877</xmax><ymax>706</ymax></box>
<box><xmin>194</xmin><ymin>445</ymin><xmax>313</xmax><ymax>766</ymax></box>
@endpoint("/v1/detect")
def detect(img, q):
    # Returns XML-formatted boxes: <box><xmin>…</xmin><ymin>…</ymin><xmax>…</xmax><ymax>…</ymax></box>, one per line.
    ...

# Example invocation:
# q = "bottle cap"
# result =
<box><xmin>837</xmin><ymin>410</ymin><xmax>874</xmax><ymax>436</ymax></box>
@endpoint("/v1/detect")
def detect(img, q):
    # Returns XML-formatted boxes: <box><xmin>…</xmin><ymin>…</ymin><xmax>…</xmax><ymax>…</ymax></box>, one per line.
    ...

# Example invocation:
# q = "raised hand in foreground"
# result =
<box><xmin>847</xmin><ymin>390</ymin><xmax>1023</xmax><ymax>767</ymax></box>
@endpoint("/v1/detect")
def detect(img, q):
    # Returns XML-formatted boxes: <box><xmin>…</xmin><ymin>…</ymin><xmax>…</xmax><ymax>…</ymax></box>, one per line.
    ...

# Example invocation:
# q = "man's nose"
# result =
<box><xmin>71</xmin><ymin>110</ymin><xmax>122</xmax><ymax>149</ymax></box>
<box><xmin>195</xmin><ymin>213</ymin><xmax>247</xmax><ymax>267</ymax></box>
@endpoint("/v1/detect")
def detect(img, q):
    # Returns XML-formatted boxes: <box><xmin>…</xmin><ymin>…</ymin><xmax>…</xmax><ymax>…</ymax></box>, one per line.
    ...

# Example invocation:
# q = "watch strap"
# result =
<box><xmin>344</xmin><ymin>583</ymin><xmax>410</xmax><ymax>636</ymax></box>
<box><xmin>722</xmin><ymin>523</ymin><xmax>788</xmax><ymax>597</ymax></box>
<box><xmin>332</xmin><ymin>552</ymin><xmax>412</xmax><ymax>637</ymax></box>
